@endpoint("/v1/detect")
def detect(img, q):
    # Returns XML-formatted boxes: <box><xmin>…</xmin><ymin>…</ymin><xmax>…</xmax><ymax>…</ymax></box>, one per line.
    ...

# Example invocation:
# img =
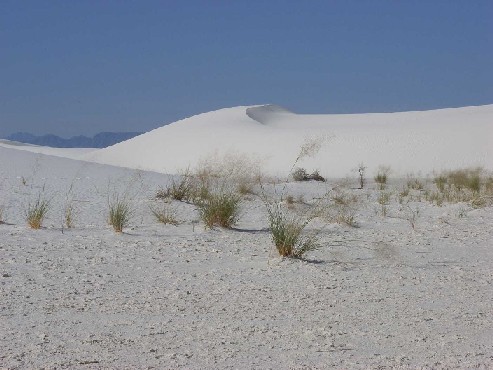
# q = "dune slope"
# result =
<box><xmin>84</xmin><ymin>104</ymin><xmax>493</xmax><ymax>177</ymax></box>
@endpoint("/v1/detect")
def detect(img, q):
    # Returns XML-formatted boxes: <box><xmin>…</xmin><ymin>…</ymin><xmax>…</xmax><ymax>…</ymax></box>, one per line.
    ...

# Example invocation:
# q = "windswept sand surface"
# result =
<box><xmin>84</xmin><ymin>104</ymin><xmax>493</xmax><ymax>178</ymax></box>
<box><xmin>1</xmin><ymin>146</ymin><xmax>492</xmax><ymax>368</ymax></box>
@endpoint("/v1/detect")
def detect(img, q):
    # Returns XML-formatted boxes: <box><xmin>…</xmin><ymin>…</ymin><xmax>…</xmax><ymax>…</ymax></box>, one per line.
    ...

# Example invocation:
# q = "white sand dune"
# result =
<box><xmin>84</xmin><ymin>104</ymin><xmax>493</xmax><ymax>177</ymax></box>
<box><xmin>0</xmin><ymin>139</ymin><xmax>96</xmax><ymax>160</ymax></box>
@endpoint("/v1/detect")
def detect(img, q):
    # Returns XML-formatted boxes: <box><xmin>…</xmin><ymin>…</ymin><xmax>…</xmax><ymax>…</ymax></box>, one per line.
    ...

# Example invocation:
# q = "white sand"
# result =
<box><xmin>84</xmin><ymin>104</ymin><xmax>493</xmax><ymax>178</ymax></box>
<box><xmin>1</xmin><ymin>139</ymin><xmax>492</xmax><ymax>368</ymax></box>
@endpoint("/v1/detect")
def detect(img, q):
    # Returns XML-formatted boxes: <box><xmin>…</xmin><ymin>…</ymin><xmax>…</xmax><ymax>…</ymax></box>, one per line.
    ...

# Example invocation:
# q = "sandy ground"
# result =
<box><xmin>1</xmin><ymin>146</ymin><xmax>493</xmax><ymax>369</ymax></box>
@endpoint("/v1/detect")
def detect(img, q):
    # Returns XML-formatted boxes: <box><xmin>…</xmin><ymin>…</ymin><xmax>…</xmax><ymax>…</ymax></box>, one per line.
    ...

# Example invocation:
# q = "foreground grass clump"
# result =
<box><xmin>198</xmin><ymin>190</ymin><xmax>241</xmax><ymax>229</ymax></box>
<box><xmin>267</xmin><ymin>202</ymin><xmax>319</xmax><ymax>258</ymax></box>
<box><xmin>108</xmin><ymin>195</ymin><xmax>133</xmax><ymax>232</ymax></box>
<box><xmin>25</xmin><ymin>196</ymin><xmax>50</xmax><ymax>229</ymax></box>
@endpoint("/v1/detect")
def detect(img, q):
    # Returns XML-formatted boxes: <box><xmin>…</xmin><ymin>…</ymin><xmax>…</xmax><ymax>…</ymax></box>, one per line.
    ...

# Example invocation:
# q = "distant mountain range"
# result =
<box><xmin>4</xmin><ymin>132</ymin><xmax>143</xmax><ymax>148</ymax></box>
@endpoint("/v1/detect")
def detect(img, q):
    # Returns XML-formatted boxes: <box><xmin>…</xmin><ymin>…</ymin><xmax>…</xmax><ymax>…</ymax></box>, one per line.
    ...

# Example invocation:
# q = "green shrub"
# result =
<box><xmin>108</xmin><ymin>196</ymin><xmax>132</xmax><ymax>232</ymax></box>
<box><xmin>267</xmin><ymin>203</ymin><xmax>319</xmax><ymax>258</ymax></box>
<box><xmin>198</xmin><ymin>191</ymin><xmax>241</xmax><ymax>229</ymax></box>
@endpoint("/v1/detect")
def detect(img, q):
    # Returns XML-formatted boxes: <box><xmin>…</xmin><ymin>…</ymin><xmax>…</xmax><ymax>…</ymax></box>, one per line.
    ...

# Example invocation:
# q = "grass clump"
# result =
<box><xmin>158</xmin><ymin>170</ymin><xmax>196</xmax><ymax>202</ymax></box>
<box><xmin>150</xmin><ymin>204</ymin><xmax>179</xmax><ymax>226</ymax></box>
<box><xmin>108</xmin><ymin>195</ymin><xmax>133</xmax><ymax>233</ymax></box>
<box><xmin>428</xmin><ymin>168</ymin><xmax>492</xmax><ymax>207</ymax></box>
<box><xmin>25</xmin><ymin>195</ymin><xmax>50</xmax><ymax>229</ymax></box>
<box><xmin>374</xmin><ymin>166</ymin><xmax>391</xmax><ymax>190</ymax></box>
<box><xmin>198</xmin><ymin>190</ymin><xmax>241</xmax><ymax>229</ymax></box>
<box><xmin>267</xmin><ymin>202</ymin><xmax>319</xmax><ymax>258</ymax></box>
<box><xmin>0</xmin><ymin>205</ymin><xmax>5</xmax><ymax>224</ymax></box>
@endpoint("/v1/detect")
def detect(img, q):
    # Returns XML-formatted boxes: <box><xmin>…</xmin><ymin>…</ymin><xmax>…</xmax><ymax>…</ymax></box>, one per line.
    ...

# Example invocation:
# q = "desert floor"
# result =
<box><xmin>1</xmin><ymin>147</ymin><xmax>492</xmax><ymax>369</ymax></box>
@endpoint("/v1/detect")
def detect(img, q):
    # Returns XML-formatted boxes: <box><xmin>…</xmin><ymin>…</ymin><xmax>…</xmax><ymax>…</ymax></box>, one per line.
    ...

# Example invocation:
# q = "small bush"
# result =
<box><xmin>108</xmin><ymin>196</ymin><xmax>132</xmax><ymax>233</ymax></box>
<box><xmin>25</xmin><ymin>196</ymin><xmax>50</xmax><ymax>229</ymax></box>
<box><xmin>292</xmin><ymin>168</ymin><xmax>325</xmax><ymax>182</ymax></box>
<box><xmin>407</xmin><ymin>177</ymin><xmax>424</xmax><ymax>190</ymax></box>
<box><xmin>160</xmin><ymin>171</ymin><xmax>196</xmax><ymax>202</ymax></box>
<box><xmin>447</xmin><ymin>168</ymin><xmax>481</xmax><ymax>193</ymax></box>
<box><xmin>267</xmin><ymin>203</ymin><xmax>319</xmax><ymax>258</ymax></box>
<box><xmin>374</xmin><ymin>166</ymin><xmax>391</xmax><ymax>190</ymax></box>
<box><xmin>198</xmin><ymin>191</ymin><xmax>241</xmax><ymax>229</ymax></box>
<box><xmin>150</xmin><ymin>204</ymin><xmax>179</xmax><ymax>225</ymax></box>
<box><xmin>434</xmin><ymin>175</ymin><xmax>448</xmax><ymax>193</ymax></box>
<box><xmin>0</xmin><ymin>205</ymin><xmax>5</xmax><ymax>224</ymax></box>
<box><xmin>374</xmin><ymin>173</ymin><xmax>387</xmax><ymax>189</ymax></box>
<box><xmin>292</xmin><ymin>167</ymin><xmax>309</xmax><ymax>181</ymax></box>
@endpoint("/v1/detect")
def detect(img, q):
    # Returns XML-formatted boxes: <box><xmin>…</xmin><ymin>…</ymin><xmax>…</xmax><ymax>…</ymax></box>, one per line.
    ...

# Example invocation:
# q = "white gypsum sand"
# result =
<box><xmin>1</xmin><ymin>104</ymin><xmax>493</xmax><ymax>368</ymax></box>
<box><xmin>83</xmin><ymin>104</ymin><xmax>493</xmax><ymax>177</ymax></box>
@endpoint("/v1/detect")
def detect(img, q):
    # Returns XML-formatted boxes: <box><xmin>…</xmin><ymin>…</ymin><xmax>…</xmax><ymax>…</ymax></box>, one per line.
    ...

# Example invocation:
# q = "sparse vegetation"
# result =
<box><xmin>427</xmin><ymin>168</ymin><xmax>492</xmax><ymax>208</ymax></box>
<box><xmin>198</xmin><ymin>190</ymin><xmax>241</xmax><ymax>229</ymax></box>
<box><xmin>292</xmin><ymin>167</ymin><xmax>326</xmax><ymax>182</ymax></box>
<box><xmin>267</xmin><ymin>202</ymin><xmax>319</xmax><ymax>258</ymax></box>
<box><xmin>25</xmin><ymin>194</ymin><xmax>50</xmax><ymax>229</ymax></box>
<box><xmin>158</xmin><ymin>169</ymin><xmax>196</xmax><ymax>202</ymax></box>
<box><xmin>64</xmin><ymin>202</ymin><xmax>75</xmax><ymax>229</ymax></box>
<box><xmin>0</xmin><ymin>205</ymin><xmax>5</xmax><ymax>224</ymax></box>
<box><xmin>150</xmin><ymin>204</ymin><xmax>179</xmax><ymax>225</ymax></box>
<box><xmin>374</xmin><ymin>166</ymin><xmax>391</xmax><ymax>190</ymax></box>
<box><xmin>108</xmin><ymin>194</ymin><xmax>133</xmax><ymax>232</ymax></box>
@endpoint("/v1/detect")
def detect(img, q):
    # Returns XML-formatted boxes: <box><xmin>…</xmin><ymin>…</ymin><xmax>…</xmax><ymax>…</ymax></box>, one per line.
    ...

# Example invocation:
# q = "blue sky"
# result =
<box><xmin>1</xmin><ymin>1</ymin><xmax>492</xmax><ymax>137</ymax></box>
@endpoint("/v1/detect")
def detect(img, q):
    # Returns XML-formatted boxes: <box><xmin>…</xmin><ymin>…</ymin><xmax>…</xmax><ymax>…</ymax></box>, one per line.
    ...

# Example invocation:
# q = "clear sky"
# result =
<box><xmin>1</xmin><ymin>1</ymin><xmax>492</xmax><ymax>137</ymax></box>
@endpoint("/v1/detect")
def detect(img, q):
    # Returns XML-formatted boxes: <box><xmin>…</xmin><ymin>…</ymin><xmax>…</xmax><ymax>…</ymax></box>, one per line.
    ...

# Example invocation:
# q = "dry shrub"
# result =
<box><xmin>25</xmin><ymin>195</ymin><xmax>50</xmax><ymax>229</ymax></box>
<box><xmin>428</xmin><ymin>168</ymin><xmax>492</xmax><ymax>207</ymax></box>
<box><xmin>196</xmin><ymin>150</ymin><xmax>263</xmax><ymax>193</ymax></box>
<box><xmin>150</xmin><ymin>204</ymin><xmax>179</xmax><ymax>225</ymax></box>
<box><xmin>320</xmin><ymin>187</ymin><xmax>359</xmax><ymax>227</ymax></box>
<box><xmin>158</xmin><ymin>169</ymin><xmax>196</xmax><ymax>202</ymax></box>
<box><xmin>291</xmin><ymin>167</ymin><xmax>325</xmax><ymax>182</ymax></box>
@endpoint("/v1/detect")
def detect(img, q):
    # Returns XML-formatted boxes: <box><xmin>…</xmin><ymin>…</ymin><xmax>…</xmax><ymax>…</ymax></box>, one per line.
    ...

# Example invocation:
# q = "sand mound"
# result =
<box><xmin>81</xmin><ymin>104</ymin><xmax>493</xmax><ymax>177</ymax></box>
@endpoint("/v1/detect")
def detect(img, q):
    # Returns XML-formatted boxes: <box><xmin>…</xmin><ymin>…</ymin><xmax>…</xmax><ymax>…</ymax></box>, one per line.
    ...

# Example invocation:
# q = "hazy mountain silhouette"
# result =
<box><xmin>4</xmin><ymin>132</ymin><xmax>143</xmax><ymax>148</ymax></box>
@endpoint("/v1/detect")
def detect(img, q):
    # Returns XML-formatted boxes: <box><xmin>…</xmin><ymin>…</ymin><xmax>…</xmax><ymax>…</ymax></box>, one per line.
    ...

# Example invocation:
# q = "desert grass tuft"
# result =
<box><xmin>159</xmin><ymin>169</ymin><xmax>196</xmax><ymax>202</ymax></box>
<box><xmin>25</xmin><ymin>195</ymin><xmax>50</xmax><ymax>229</ymax></box>
<box><xmin>150</xmin><ymin>204</ymin><xmax>179</xmax><ymax>226</ymax></box>
<box><xmin>108</xmin><ymin>195</ymin><xmax>133</xmax><ymax>233</ymax></box>
<box><xmin>374</xmin><ymin>166</ymin><xmax>391</xmax><ymax>190</ymax></box>
<box><xmin>198</xmin><ymin>190</ymin><xmax>241</xmax><ymax>229</ymax></box>
<box><xmin>267</xmin><ymin>202</ymin><xmax>319</xmax><ymax>258</ymax></box>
